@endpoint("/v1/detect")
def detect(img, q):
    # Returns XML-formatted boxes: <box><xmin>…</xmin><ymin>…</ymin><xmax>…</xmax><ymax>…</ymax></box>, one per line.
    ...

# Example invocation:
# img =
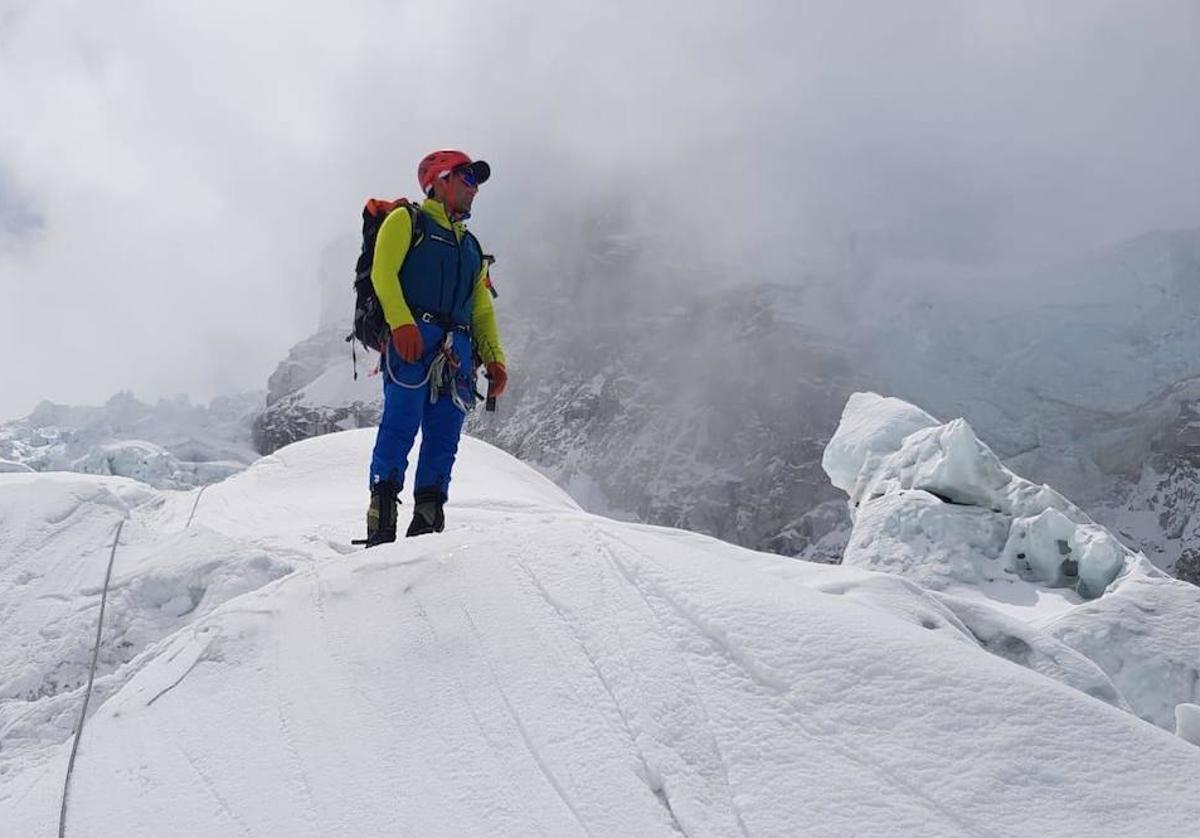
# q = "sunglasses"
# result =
<box><xmin>453</xmin><ymin>167</ymin><xmax>479</xmax><ymax>188</ymax></box>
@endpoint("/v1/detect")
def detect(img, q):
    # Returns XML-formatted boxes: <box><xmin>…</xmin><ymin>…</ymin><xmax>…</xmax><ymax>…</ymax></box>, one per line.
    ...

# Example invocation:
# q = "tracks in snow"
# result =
<box><xmin>599</xmin><ymin>527</ymin><xmax>1007</xmax><ymax>838</ymax></box>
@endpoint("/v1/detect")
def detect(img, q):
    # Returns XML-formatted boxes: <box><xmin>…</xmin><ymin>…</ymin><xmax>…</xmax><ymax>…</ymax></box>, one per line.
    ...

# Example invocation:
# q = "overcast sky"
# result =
<box><xmin>1</xmin><ymin>0</ymin><xmax>1198</xmax><ymax>420</ymax></box>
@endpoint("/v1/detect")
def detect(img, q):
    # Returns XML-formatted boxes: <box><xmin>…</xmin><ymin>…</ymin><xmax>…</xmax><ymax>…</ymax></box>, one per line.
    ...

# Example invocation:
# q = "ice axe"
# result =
<box><xmin>485</xmin><ymin>376</ymin><xmax>497</xmax><ymax>413</ymax></box>
<box><xmin>480</xmin><ymin>254</ymin><xmax>499</xmax><ymax>413</ymax></box>
<box><xmin>475</xmin><ymin>365</ymin><xmax>497</xmax><ymax>412</ymax></box>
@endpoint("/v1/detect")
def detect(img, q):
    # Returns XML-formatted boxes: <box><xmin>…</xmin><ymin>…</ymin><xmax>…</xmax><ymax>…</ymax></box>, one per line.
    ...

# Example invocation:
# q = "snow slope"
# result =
<box><xmin>2</xmin><ymin>429</ymin><xmax>1199</xmax><ymax>836</ymax></box>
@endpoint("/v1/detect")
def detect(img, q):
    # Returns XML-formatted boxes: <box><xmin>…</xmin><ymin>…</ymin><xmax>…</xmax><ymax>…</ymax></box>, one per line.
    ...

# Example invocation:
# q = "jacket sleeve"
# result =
<box><xmin>370</xmin><ymin>208</ymin><xmax>416</xmax><ymax>329</ymax></box>
<box><xmin>470</xmin><ymin>263</ymin><xmax>506</xmax><ymax>366</ymax></box>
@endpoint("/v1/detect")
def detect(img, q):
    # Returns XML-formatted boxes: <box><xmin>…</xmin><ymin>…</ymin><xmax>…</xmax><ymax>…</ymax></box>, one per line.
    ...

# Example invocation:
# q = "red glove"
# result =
<box><xmin>391</xmin><ymin>324</ymin><xmax>423</xmax><ymax>362</ymax></box>
<box><xmin>485</xmin><ymin>362</ymin><xmax>508</xmax><ymax>398</ymax></box>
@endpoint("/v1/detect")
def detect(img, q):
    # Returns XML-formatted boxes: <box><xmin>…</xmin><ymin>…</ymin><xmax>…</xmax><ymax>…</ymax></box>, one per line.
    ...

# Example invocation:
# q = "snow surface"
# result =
<box><xmin>2</xmin><ymin>428</ymin><xmax>1199</xmax><ymax>836</ymax></box>
<box><xmin>827</xmin><ymin>392</ymin><xmax>1200</xmax><ymax>732</ymax></box>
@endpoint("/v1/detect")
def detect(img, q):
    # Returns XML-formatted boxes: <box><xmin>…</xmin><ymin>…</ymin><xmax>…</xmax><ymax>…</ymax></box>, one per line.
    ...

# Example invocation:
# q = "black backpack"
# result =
<box><xmin>347</xmin><ymin>197</ymin><xmax>426</xmax><ymax>362</ymax></box>
<box><xmin>345</xmin><ymin>197</ymin><xmax>499</xmax><ymax>392</ymax></box>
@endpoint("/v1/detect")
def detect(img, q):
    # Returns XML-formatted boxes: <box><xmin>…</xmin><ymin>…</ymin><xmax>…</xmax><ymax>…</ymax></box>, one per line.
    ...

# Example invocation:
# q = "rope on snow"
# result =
<box><xmin>58</xmin><ymin>516</ymin><xmax>125</xmax><ymax>838</ymax></box>
<box><xmin>186</xmin><ymin>484</ymin><xmax>208</xmax><ymax>529</ymax></box>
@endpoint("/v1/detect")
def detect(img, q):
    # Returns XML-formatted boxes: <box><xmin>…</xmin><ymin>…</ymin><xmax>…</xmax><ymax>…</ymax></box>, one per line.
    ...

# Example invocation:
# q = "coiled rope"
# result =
<box><xmin>384</xmin><ymin>330</ymin><xmax>470</xmax><ymax>414</ymax></box>
<box><xmin>58</xmin><ymin>516</ymin><xmax>125</xmax><ymax>837</ymax></box>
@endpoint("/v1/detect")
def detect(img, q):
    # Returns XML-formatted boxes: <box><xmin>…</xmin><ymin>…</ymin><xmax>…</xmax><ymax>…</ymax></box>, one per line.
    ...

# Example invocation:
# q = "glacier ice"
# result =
<box><xmin>1177</xmin><ymin>703</ymin><xmax>1200</xmax><ymax>747</ymax></box>
<box><xmin>826</xmin><ymin>392</ymin><xmax>1200</xmax><ymax>731</ymax></box>
<box><xmin>827</xmin><ymin>394</ymin><xmax>1131</xmax><ymax>598</ymax></box>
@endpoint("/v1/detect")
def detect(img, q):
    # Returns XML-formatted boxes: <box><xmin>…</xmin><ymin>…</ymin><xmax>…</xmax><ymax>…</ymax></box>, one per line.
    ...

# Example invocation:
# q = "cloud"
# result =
<box><xmin>0</xmin><ymin>0</ymin><xmax>1198</xmax><ymax>419</ymax></box>
<box><xmin>0</xmin><ymin>166</ymin><xmax>43</xmax><ymax>243</ymax></box>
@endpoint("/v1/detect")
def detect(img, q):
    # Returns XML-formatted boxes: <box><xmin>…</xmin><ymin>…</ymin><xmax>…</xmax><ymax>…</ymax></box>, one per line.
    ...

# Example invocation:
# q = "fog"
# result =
<box><xmin>1</xmin><ymin>0</ymin><xmax>1198</xmax><ymax>421</ymax></box>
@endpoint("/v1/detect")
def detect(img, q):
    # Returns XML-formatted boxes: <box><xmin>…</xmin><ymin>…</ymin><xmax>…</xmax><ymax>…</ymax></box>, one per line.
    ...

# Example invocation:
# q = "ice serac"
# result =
<box><xmin>820</xmin><ymin>391</ymin><xmax>939</xmax><ymax>495</ymax></box>
<box><xmin>0</xmin><ymin>391</ymin><xmax>260</xmax><ymax>489</ymax></box>
<box><xmin>825</xmin><ymin>392</ymin><xmax>1200</xmax><ymax>731</ymax></box>
<box><xmin>828</xmin><ymin>393</ymin><xmax>1127</xmax><ymax>595</ymax></box>
<box><xmin>1178</xmin><ymin>704</ymin><xmax>1200</xmax><ymax>746</ymax></box>
<box><xmin>4</xmin><ymin>429</ymin><xmax>1200</xmax><ymax>837</ymax></box>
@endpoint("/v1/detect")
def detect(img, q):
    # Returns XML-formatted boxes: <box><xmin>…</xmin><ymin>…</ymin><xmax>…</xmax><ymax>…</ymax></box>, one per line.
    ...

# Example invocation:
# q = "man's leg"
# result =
<box><xmin>366</xmin><ymin>346</ymin><xmax>428</xmax><ymax>544</ymax></box>
<box><xmin>407</xmin><ymin>387</ymin><xmax>468</xmax><ymax>536</ymax></box>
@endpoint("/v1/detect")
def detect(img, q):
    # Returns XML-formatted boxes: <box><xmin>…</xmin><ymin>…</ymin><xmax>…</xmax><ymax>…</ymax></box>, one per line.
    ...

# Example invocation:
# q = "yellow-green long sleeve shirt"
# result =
<box><xmin>370</xmin><ymin>198</ymin><xmax>506</xmax><ymax>366</ymax></box>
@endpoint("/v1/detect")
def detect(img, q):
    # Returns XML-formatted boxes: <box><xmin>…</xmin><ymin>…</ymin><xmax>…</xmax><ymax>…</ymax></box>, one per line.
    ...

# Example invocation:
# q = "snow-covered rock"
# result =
<box><xmin>1081</xmin><ymin>376</ymin><xmax>1200</xmax><ymax>584</ymax></box>
<box><xmin>253</xmin><ymin>326</ymin><xmax>383</xmax><ymax>454</ymax></box>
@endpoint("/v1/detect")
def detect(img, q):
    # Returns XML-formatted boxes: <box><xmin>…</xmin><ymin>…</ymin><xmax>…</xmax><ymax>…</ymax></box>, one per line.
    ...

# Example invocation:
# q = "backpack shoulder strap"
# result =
<box><xmin>406</xmin><ymin>203</ymin><xmax>426</xmax><ymax>249</ymax></box>
<box><xmin>392</xmin><ymin>197</ymin><xmax>426</xmax><ymax>249</ymax></box>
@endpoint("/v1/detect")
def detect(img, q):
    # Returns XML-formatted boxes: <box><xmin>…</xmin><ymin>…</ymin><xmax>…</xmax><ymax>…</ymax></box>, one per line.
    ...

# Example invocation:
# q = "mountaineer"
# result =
<box><xmin>358</xmin><ymin>150</ymin><xmax>507</xmax><ymax>544</ymax></box>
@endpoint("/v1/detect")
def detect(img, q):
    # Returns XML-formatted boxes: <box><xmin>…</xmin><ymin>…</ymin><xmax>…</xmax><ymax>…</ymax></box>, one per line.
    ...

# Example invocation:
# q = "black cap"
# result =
<box><xmin>464</xmin><ymin>159</ymin><xmax>490</xmax><ymax>184</ymax></box>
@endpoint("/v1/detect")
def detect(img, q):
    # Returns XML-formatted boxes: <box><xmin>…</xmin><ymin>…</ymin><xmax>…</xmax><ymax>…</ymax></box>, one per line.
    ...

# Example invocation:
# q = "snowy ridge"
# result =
<box><xmin>251</xmin><ymin>227</ymin><xmax>1200</xmax><ymax>581</ymax></box>
<box><xmin>3</xmin><ymin>422</ymin><xmax>1199</xmax><ymax>835</ymax></box>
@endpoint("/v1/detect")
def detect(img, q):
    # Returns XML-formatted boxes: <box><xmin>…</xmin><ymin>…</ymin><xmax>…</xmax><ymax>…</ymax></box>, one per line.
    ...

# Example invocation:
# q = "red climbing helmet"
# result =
<box><xmin>417</xmin><ymin>150</ymin><xmax>491</xmax><ymax>195</ymax></box>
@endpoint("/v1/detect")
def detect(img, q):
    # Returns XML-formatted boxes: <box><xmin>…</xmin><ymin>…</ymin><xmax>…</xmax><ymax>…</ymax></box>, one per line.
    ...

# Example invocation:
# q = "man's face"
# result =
<box><xmin>441</xmin><ymin>168</ymin><xmax>478</xmax><ymax>216</ymax></box>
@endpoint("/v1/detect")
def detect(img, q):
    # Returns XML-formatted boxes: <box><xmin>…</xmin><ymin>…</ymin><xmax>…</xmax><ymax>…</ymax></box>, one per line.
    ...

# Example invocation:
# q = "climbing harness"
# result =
<box><xmin>383</xmin><ymin>326</ymin><xmax>472</xmax><ymax>415</ymax></box>
<box><xmin>58</xmin><ymin>517</ymin><xmax>125</xmax><ymax>838</ymax></box>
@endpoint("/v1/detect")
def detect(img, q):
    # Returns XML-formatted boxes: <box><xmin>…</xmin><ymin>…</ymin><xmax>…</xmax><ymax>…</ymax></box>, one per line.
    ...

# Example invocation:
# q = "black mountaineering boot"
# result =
<box><xmin>406</xmin><ymin>488</ymin><xmax>446</xmax><ymax>537</ymax></box>
<box><xmin>362</xmin><ymin>479</ymin><xmax>399</xmax><ymax>547</ymax></box>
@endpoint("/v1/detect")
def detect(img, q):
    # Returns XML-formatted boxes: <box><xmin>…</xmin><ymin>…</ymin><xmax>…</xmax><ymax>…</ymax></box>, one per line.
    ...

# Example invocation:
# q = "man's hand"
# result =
<box><xmin>391</xmin><ymin>324</ymin><xmax>423</xmax><ymax>362</ymax></box>
<box><xmin>485</xmin><ymin>362</ymin><xmax>508</xmax><ymax>398</ymax></box>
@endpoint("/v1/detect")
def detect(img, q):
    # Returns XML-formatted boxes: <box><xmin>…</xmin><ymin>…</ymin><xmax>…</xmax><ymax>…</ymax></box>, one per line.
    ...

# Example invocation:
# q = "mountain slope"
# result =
<box><xmin>3</xmin><ymin>428</ymin><xmax>1198</xmax><ymax>836</ymax></box>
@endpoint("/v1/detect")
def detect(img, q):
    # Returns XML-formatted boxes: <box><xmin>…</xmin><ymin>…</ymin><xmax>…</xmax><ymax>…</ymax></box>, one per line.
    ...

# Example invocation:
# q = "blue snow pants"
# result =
<box><xmin>368</xmin><ymin>321</ymin><xmax>475</xmax><ymax>499</ymax></box>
